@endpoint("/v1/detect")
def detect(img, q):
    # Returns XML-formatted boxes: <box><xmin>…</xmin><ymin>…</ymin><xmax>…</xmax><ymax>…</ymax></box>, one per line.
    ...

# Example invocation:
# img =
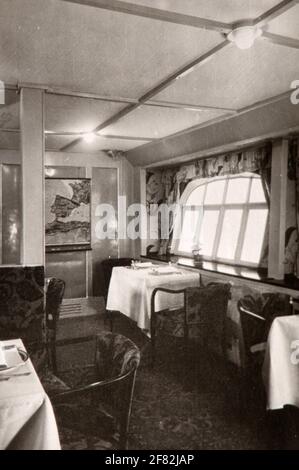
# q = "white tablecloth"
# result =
<box><xmin>263</xmin><ymin>315</ymin><xmax>299</xmax><ymax>410</ymax></box>
<box><xmin>0</xmin><ymin>339</ymin><xmax>61</xmax><ymax>450</ymax></box>
<box><xmin>106</xmin><ymin>265</ymin><xmax>200</xmax><ymax>332</ymax></box>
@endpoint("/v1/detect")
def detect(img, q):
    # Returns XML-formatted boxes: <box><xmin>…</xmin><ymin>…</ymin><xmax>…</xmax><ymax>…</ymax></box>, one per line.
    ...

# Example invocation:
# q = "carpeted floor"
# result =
<box><xmin>53</xmin><ymin>312</ymin><xmax>286</xmax><ymax>450</ymax></box>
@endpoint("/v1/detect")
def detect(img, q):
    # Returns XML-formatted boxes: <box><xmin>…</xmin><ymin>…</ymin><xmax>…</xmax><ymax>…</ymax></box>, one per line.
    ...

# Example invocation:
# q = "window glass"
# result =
<box><xmin>226</xmin><ymin>177</ymin><xmax>249</xmax><ymax>204</ymax></box>
<box><xmin>178</xmin><ymin>208</ymin><xmax>200</xmax><ymax>253</ymax></box>
<box><xmin>217</xmin><ymin>209</ymin><xmax>243</xmax><ymax>260</ymax></box>
<box><xmin>198</xmin><ymin>210</ymin><xmax>219</xmax><ymax>256</ymax></box>
<box><xmin>241</xmin><ymin>209</ymin><xmax>268</xmax><ymax>263</ymax></box>
<box><xmin>204</xmin><ymin>179</ymin><xmax>226</xmax><ymax>204</ymax></box>
<box><xmin>186</xmin><ymin>184</ymin><xmax>205</xmax><ymax>206</ymax></box>
<box><xmin>250</xmin><ymin>178</ymin><xmax>267</xmax><ymax>203</ymax></box>
<box><xmin>177</xmin><ymin>173</ymin><xmax>269</xmax><ymax>267</ymax></box>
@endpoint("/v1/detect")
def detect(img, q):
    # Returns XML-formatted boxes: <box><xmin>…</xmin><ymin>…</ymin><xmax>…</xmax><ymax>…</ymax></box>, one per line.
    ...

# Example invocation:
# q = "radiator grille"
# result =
<box><xmin>60</xmin><ymin>302</ymin><xmax>82</xmax><ymax>317</ymax></box>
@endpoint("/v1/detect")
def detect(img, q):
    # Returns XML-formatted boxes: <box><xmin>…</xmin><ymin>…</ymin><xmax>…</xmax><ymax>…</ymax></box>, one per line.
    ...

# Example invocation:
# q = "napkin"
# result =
<box><xmin>134</xmin><ymin>262</ymin><xmax>154</xmax><ymax>269</ymax></box>
<box><xmin>150</xmin><ymin>266</ymin><xmax>182</xmax><ymax>275</ymax></box>
<box><xmin>0</xmin><ymin>342</ymin><xmax>8</xmax><ymax>370</ymax></box>
<box><xmin>0</xmin><ymin>343</ymin><xmax>20</xmax><ymax>370</ymax></box>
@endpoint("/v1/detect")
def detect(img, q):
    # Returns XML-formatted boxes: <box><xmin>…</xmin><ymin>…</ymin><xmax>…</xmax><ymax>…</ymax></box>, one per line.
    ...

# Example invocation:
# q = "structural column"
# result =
<box><xmin>20</xmin><ymin>87</ymin><xmax>45</xmax><ymax>265</ymax></box>
<box><xmin>268</xmin><ymin>138</ymin><xmax>288</xmax><ymax>279</ymax></box>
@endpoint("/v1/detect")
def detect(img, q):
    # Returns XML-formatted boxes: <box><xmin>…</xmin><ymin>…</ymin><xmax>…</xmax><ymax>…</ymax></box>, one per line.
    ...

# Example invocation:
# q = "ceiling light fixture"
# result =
<box><xmin>83</xmin><ymin>132</ymin><xmax>96</xmax><ymax>143</ymax></box>
<box><xmin>227</xmin><ymin>25</ymin><xmax>262</xmax><ymax>50</ymax></box>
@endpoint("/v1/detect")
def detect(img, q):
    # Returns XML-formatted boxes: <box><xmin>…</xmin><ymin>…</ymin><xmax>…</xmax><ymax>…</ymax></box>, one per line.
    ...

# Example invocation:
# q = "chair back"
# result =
<box><xmin>46</xmin><ymin>277</ymin><xmax>65</xmax><ymax>332</ymax></box>
<box><xmin>0</xmin><ymin>265</ymin><xmax>44</xmax><ymax>344</ymax></box>
<box><xmin>95</xmin><ymin>331</ymin><xmax>140</xmax><ymax>380</ymax></box>
<box><xmin>238</xmin><ymin>292</ymin><xmax>291</xmax><ymax>367</ymax></box>
<box><xmin>94</xmin><ymin>331</ymin><xmax>140</xmax><ymax>448</ymax></box>
<box><xmin>186</xmin><ymin>283</ymin><xmax>231</xmax><ymax>355</ymax></box>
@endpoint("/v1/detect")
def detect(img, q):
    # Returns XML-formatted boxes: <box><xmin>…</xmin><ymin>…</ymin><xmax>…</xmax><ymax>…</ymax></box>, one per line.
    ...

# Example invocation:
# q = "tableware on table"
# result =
<box><xmin>0</xmin><ymin>346</ymin><xmax>29</xmax><ymax>375</ymax></box>
<box><xmin>0</xmin><ymin>372</ymin><xmax>31</xmax><ymax>382</ymax></box>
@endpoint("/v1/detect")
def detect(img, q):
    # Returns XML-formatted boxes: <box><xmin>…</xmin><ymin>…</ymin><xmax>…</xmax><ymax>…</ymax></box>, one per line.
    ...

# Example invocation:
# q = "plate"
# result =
<box><xmin>0</xmin><ymin>347</ymin><xmax>29</xmax><ymax>374</ymax></box>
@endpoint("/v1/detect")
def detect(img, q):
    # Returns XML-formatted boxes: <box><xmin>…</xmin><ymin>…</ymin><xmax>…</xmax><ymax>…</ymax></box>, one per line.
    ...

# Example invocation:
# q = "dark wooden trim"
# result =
<box><xmin>62</xmin><ymin>0</ymin><xmax>232</xmax><ymax>33</ymax></box>
<box><xmin>45</xmin><ymin>244</ymin><xmax>92</xmax><ymax>253</ymax></box>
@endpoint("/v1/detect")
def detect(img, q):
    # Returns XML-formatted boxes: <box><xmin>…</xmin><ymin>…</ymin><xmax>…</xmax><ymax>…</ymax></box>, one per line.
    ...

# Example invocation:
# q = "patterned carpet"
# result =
<box><xmin>54</xmin><ymin>313</ymin><xmax>284</xmax><ymax>450</ymax></box>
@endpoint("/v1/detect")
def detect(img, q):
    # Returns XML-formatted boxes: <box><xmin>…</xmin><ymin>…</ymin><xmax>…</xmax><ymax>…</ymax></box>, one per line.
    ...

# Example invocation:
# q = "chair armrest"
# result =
<box><xmin>239</xmin><ymin>305</ymin><xmax>266</xmax><ymax>321</ymax></box>
<box><xmin>53</xmin><ymin>335</ymin><xmax>96</xmax><ymax>347</ymax></box>
<box><xmin>250</xmin><ymin>342</ymin><xmax>267</xmax><ymax>354</ymax></box>
<box><xmin>51</xmin><ymin>369</ymin><xmax>133</xmax><ymax>403</ymax></box>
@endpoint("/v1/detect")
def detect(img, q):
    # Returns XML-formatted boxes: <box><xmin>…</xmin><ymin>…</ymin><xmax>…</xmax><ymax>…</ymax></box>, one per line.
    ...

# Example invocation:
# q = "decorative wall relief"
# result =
<box><xmin>45</xmin><ymin>178</ymin><xmax>91</xmax><ymax>252</ymax></box>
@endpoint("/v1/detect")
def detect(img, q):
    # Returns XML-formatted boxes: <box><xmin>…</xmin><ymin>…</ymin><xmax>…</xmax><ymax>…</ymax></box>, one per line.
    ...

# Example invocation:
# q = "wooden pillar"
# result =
<box><xmin>20</xmin><ymin>87</ymin><xmax>45</xmax><ymax>265</ymax></box>
<box><xmin>268</xmin><ymin>139</ymin><xmax>288</xmax><ymax>279</ymax></box>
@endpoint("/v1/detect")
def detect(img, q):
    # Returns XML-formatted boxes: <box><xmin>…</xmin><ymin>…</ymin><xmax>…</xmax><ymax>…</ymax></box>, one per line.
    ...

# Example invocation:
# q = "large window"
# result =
<box><xmin>175</xmin><ymin>173</ymin><xmax>268</xmax><ymax>267</ymax></box>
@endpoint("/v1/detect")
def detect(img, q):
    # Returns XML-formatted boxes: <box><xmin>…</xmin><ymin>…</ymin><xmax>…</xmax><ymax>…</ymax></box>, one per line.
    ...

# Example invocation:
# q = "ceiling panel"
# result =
<box><xmin>155</xmin><ymin>40</ymin><xmax>299</xmax><ymax>110</ymax></box>
<box><xmin>116</xmin><ymin>0</ymin><xmax>280</xmax><ymax>23</ymax></box>
<box><xmin>45</xmin><ymin>134</ymin><xmax>75</xmax><ymax>150</ymax></box>
<box><xmin>267</xmin><ymin>4</ymin><xmax>299</xmax><ymax>40</ymax></box>
<box><xmin>103</xmin><ymin>105</ymin><xmax>228</xmax><ymax>139</ymax></box>
<box><xmin>0</xmin><ymin>131</ymin><xmax>20</xmax><ymax>149</ymax></box>
<box><xmin>45</xmin><ymin>94</ymin><xmax>126</xmax><ymax>133</ymax></box>
<box><xmin>71</xmin><ymin>136</ymin><xmax>149</xmax><ymax>152</ymax></box>
<box><xmin>46</xmin><ymin>133</ymin><xmax>148</xmax><ymax>152</ymax></box>
<box><xmin>0</xmin><ymin>90</ymin><xmax>19</xmax><ymax>129</ymax></box>
<box><xmin>0</xmin><ymin>0</ymin><xmax>223</xmax><ymax>99</ymax></box>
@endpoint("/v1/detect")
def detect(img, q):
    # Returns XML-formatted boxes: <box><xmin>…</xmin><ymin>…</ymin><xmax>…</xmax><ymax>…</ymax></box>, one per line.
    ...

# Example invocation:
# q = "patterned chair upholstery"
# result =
<box><xmin>237</xmin><ymin>291</ymin><xmax>292</xmax><ymax>413</ymax></box>
<box><xmin>52</xmin><ymin>332</ymin><xmax>140</xmax><ymax>450</ymax></box>
<box><xmin>238</xmin><ymin>291</ymin><xmax>292</xmax><ymax>367</ymax></box>
<box><xmin>151</xmin><ymin>283</ymin><xmax>231</xmax><ymax>364</ymax></box>
<box><xmin>0</xmin><ymin>266</ymin><xmax>45</xmax><ymax>367</ymax></box>
<box><xmin>45</xmin><ymin>277</ymin><xmax>65</xmax><ymax>372</ymax></box>
<box><xmin>0</xmin><ymin>266</ymin><xmax>69</xmax><ymax>396</ymax></box>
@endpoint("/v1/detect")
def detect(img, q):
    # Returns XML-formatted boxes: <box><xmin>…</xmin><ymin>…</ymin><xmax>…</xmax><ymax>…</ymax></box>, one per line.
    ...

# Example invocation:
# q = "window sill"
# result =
<box><xmin>141</xmin><ymin>254</ymin><xmax>299</xmax><ymax>291</ymax></box>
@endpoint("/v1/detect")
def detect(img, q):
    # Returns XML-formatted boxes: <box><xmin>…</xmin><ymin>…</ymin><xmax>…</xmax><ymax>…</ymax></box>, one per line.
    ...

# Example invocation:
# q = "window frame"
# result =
<box><xmin>173</xmin><ymin>173</ymin><xmax>269</xmax><ymax>268</ymax></box>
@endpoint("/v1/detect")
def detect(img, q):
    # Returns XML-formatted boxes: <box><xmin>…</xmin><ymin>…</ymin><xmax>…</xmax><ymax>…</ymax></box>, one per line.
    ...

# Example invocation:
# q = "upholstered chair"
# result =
<box><xmin>52</xmin><ymin>332</ymin><xmax>140</xmax><ymax>450</ymax></box>
<box><xmin>150</xmin><ymin>283</ymin><xmax>231</xmax><ymax>365</ymax></box>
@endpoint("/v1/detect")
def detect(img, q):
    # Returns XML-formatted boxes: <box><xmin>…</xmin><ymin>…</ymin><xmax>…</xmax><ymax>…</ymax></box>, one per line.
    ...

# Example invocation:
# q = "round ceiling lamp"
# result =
<box><xmin>227</xmin><ymin>25</ymin><xmax>262</xmax><ymax>50</ymax></box>
<box><xmin>83</xmin><ymin>132</ymin><xmax>96</xmax><ymax>143</ymax></box>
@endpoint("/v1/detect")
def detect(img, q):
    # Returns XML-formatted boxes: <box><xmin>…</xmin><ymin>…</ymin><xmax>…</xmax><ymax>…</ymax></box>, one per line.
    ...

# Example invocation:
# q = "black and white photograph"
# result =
<box><xmin>0</xmin><ymin>0</ymin><xmax>299</xmax><ymax>456</ymax></box>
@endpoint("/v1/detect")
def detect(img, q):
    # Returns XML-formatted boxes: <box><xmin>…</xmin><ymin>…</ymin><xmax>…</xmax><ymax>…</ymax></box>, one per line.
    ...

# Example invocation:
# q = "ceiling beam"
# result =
<box><xmin>61</xmin><ymin>103</ymin><xmax>139</xmax><ymax>150</ymax></box>
<box><xmin>46</xmin><ymin>87</ymin><xmax>138</xmax><ymax>105</ymax></box>
<box><xmin>60</xmin><ymin>40</ymin><xmax>230</xmax><ymax>151</ymax></box>
<box><xmin>146</xmin><ymin>100</ymin><xmax>237</xmax><ymax>113</ymax></box>
<box><xmin>46</xmin><ymin>86</ymin><xmax>235</xmax><ymax>112</ymax></box>
<box><xmin>126</xmin><ymin>90</ymin><xmax>294</xmax><ymax>155</ymax></box>
<box><xmin>261</xmin><ymin>32</ymin><xmax>299</xmax><ymax>49</ymax></box>
<box><xmin>138</xmin><ymin>40</ymin><xmax>230</xmax><ymax>102</ymax></box>
<box><xmin>62</xmin><ymin>0</ymin><xmax>232</xmax><ymax>33</ymax></box>
<box><xmin>45</xmin><ymin>131</ymin><xmax>153</xmax><ymax>141</ymax></box>
<box><xmin>254</xmin><ymin>0</ymin><xmax>298</xmax><ymax>27</ymax></box>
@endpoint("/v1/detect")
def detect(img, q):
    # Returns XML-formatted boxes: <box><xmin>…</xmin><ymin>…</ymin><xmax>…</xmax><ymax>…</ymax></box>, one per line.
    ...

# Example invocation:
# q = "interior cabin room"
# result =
<box><xmin>1</xmin><ymin>0</ymin><xmax>299</xmax><ymax>452</ymax></box>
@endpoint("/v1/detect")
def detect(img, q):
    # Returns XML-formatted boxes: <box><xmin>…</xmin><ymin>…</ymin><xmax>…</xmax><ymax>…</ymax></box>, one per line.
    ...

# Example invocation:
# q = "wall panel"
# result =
<box><xmin>2</xmin><ymin>164</ymin><xmax>22</xmax><ymax>264</ymax></box>
<box><xmin>92</xmin><ymin>167</ymin><xmax>118</xmax><ymax>296</ymax></box>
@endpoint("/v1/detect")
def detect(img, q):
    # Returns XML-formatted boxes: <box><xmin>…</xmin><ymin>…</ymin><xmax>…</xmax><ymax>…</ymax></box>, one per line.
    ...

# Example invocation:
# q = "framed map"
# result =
<box><xmin>45</xmin><ymin>178</ymin><xmax>91</xmax><ymax>252</ymax></box>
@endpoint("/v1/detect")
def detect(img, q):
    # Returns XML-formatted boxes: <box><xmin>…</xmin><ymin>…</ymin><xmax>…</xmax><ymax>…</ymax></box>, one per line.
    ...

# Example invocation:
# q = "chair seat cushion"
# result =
<box><xmin>40</xmin><ymin>370</ymin><xmax>70</xmax><ymax>397</ymax></box>
<box><xmin>55</xmin><ymin>399</ymin><xmax>119</xmax><ymax>449</ymax></box>
<box><xmin>156</xmin><ymin>308</ymin><xmax>185</xmax><ymax>337</ymax></box>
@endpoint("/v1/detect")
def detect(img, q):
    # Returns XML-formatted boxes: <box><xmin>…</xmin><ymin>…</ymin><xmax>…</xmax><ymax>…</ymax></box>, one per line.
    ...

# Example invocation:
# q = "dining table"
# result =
<box><xmin>262</xmin><ymin>315</ymin><xmax>299</xmax><ymax>410</ymax></box>
<box><xmin>0</xmin><ymin>338</ymin><xmax>61</xmax><ymax>450</ymax></box>
<box><xmin>106</xmin><ymin>262</ymin><xmax>200</xmax><ymax>333</ymax></box>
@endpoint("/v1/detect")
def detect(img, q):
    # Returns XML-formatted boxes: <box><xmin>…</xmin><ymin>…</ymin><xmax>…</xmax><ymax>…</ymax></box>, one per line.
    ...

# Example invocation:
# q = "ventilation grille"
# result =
<box><xmin>60</xmin><ymin>302</ymin><xmax>82</xmax><ymax>317</ymax></box>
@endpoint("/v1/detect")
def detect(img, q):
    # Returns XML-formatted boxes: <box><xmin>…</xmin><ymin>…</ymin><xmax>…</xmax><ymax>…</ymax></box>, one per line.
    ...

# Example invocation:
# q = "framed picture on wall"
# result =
<box><xmin>45</xmin><ymin>178</ymin><xmax>91</xmax><ymax>252</ymax></box>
